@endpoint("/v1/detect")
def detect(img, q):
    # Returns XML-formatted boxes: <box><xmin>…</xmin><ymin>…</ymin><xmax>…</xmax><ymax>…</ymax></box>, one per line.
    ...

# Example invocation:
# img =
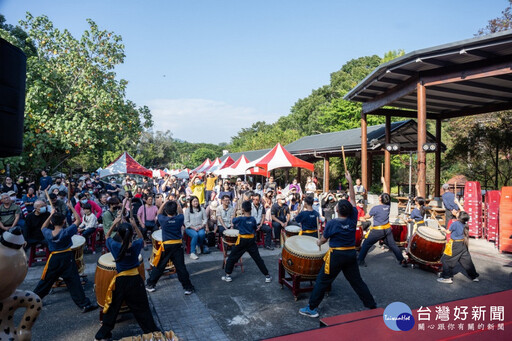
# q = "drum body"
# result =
<box><xmin>223</xmin><ymin>229</ymin><xmax>239</xmax><ymax>245</ymax></box>
<box><xmin>95</xmin><ymin>253</ymin><xmax>145</xmax><ymax>311</ymax></box>
<box><xmin>390</xmin><ymin>220</ymin><xmax>408</xmax><ymax>246</ymax></box>
<box><xmin>71</xmin><ymin>235</ymin><xmax>86</xmax><ymax>274</ymax></box>
<box><xmin>355</xmin><ymin>222</ymin><xmax>363</xmax><ymax>250</ymax></box>
<box><xmin>150</xmin><ymin>230</ymin><xmax>175</xmax><ymax>271</ymax></box>
<box><xmin>407</xmin><ymin>226</ymin><xmax>446</xmax><ymax>264</ymax></box>
<box><xmin>281</xmin><ymin>236</ymin><xmax>329</xmax><ymax>279</ymax></box>
<box><xmin>284</xmin><ymin>225</ymin><xmax>301</xmax><ymax>238</ymax></box>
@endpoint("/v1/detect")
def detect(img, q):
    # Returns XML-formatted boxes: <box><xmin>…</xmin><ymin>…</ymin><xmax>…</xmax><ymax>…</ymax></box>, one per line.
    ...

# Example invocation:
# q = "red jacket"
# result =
<box><xmin>357</xmin><ymin>207</ymin><xmax>365</xmax><ymax>220</ymax></box>
<box><xmin>75</xmin><ymin>200</ymin><xmax>102</xmax><ymax>220</ymax></box>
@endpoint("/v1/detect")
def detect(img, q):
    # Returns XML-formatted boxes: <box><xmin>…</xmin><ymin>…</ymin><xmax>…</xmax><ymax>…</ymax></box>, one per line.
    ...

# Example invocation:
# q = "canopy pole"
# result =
<box><xmin>417</xmin><ymin>81</ymin><xmax>427</xmax><ymax>198</ymax></box>
<box><xmin>323</xmin><ymin>157</ymin><xmax>330</xmax><ymax>192</ymax></box>
<box><xmin>361</xmin><ymin>113</ymin><xmax>368</xmax><ymax>193</ymax></box>
<box><xmin>435</xmin><ymin>118</ymin><xmax>442</xmax><ymax>197</ymax></box>
<box><xmin>385</xmin><ymin>115</ymin><xmax>391</xmax><ymax>193</ymax></box>
<box><xmin>297</xmin><ymin>167</ymin><xmax>302</xmax><ymax>183</ymax></box>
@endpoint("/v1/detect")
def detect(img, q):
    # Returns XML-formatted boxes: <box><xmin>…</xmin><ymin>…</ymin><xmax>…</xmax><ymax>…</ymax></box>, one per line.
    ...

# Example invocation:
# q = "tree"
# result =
<box><xmin>189</xmin><ymin>148</ymin><xmax>218</xmax><ymax>169</ymax></box>
<box><xmin>477</xmin><ymin>0</ymin><xmax>512</xmax><ymax>35</ymax></box>
<box><xmin>0</xmin><ymin>13</ymin><xmax>152</xmax><ymax>174</ymax></box>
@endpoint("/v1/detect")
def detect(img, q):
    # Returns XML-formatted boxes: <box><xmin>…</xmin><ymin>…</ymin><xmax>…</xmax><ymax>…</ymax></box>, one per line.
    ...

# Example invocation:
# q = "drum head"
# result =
<box><xmin>223</xmin><ymin>229</ymin><xmax>239</xmax><ymax>237</ymax></box>
<box><xmin>72</xmin><ymin>235</ymin><xmax>86</xmax><ymax>249</ymax></box>
<box><xmin>98</xmin><ymin>252</ymin><xmax>143</xmax><ymax>267</ymax></box>
<box><xmin>152</xmin><ymin>230</ymin><xmax>162</xmax><ymax>241</ymax></box>
<box><xmin>417</xmin><ymin>226</ymin><xmax>445</xmax><ymax>241</ymax></box>
<box><xmin>285</xmin><ymin>235</ymin><xmax>329</xmax><ymax>256</ymax></box>
<box><xmin>285</xmin><ymin>225</ymin><xmax>301</xmax><ymax>233</ymax></box>
<box><xmin>390</xmin><ymin>217</ymin><xmax>406</xmax><ymax>225</ymax></box>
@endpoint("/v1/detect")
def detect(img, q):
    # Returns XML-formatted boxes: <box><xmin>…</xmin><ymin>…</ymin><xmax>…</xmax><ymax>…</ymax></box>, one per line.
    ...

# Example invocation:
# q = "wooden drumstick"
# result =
<box><xmin>341</xmin><ymin>146</ymin><xmax>347</xmax><ymax>174</ymax></box>
<box><xmin>381</xmin><ymin>163</ymin><xmax>384</xmax><ymax>178</ymax></box>
<box><xmin>317</xmin><ymin>217</ymin><xmax>321</xmax><ymax>251</ymax></box>
<box><xmin>45</xmin><ymin>189</ymin><xmax>54</xmax><ymax>210</ymax></box>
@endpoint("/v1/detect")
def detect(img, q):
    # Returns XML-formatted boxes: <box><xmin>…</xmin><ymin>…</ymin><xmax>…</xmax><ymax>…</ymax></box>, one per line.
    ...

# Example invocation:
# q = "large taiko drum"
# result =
<box><xmin>222</xmin><ymin>229</ymin><xmax>239</xmax><ymax>245</ymax></box>
<box><xmin>150</xmin><ymin>230</ymin><xmax>175</xmax><ymax>271</ymax></box>
<box><xmin>94</xmin><ymin>253</ymin><xmax>145</xmax><ymax>312</ymax></box>
<box><xmin>407</xmin><ymin>226</ymin><xmax>446</xmax><ymax>264</ymax></box>
<box><xmin>390</xmin><ymin>219</ymin><xmax>408</xmax><ymax>246</ymax></box>
<box><xmin>355</xmin><ymin>222</ymin><xmax>363</xmax><ymax>250</ymax></box>
<box><xmin>71</xmin><ymin>235</ymin><xmax>86</xmax><ymax>274</ymax></box>
<box><xmin>281</xmin><ymin>236</ymin><xmax>329</xmax><ymax>279</ymax></box>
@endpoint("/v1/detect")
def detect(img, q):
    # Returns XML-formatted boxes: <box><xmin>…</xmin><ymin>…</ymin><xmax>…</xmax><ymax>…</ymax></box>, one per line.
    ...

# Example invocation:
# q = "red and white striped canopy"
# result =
<box><xmin>217</xmin><ymin>155</ymin><xmax>250</xmax><ymax>177</ymax></box>
<box><xmin>191</xmin><ymin>158</ymin><xmax>211</xmax><ymax>174</ymax></box>
<box><xmin>99</xmin><ymin>152</ymin><xmax>153</xmax><ymax>178</ymax></box>
<box><xmin>253</xmin><ymin>143</ymin><xmax>314</xmax><ymax>172</ymax></box>
<box><xmin>213</xmin><ymin>156</ymin><xmax>235</xmax><ymax>175</ymax></box>
<box><xmin>203</xmin><ymin>157</ymin><xmax>221</xmax><ymax>173</ymax></box>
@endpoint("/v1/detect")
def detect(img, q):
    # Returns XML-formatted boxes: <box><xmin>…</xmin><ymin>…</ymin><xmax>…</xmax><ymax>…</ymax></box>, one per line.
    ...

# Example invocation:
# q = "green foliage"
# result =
<box><xmin>477</xmin><ymin>0</ymin><xmax>512</xmax><ymax>35</ymax></box>
<box><xmin>190</xmin><ymin>148</ymin><xmax>218</xmax><ymax>168</ymax></box>
<box><xmin>0</xmin><ymin>13</ymin><xmax>151</xmax><ymax>175</ymax></box>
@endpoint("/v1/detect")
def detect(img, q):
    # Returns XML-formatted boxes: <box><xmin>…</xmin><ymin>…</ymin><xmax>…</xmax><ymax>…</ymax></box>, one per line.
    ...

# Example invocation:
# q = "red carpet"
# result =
<box><xmin>265</xmin><ymin>290</ymin><xmax>512</xmax><ymax>340</ymax></box>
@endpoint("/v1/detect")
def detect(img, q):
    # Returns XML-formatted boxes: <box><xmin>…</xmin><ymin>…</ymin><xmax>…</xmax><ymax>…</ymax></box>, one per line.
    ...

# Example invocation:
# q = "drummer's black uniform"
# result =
<box><xmin>146</xmin><ymin>213</ymin><xmax>194</xmax><ymax>291</ymax></box>
<box><xmin>225</xmin><ymin>216</ymin><xmax>269</xmax><ymax>276</ymax></box>
<box><xmin>308</xmin><ymin>207</ymin><xmax>376</xmax><ymax>310</ymax></box>
<box><xmin>357</xmin><ymin>204</ymin><xmax>404</xmax><ymax>264</ymax></box>
<box><xmin>33</xmin><ymin>224</ymin><xmax>93</xmax><ymax>309</ymax></box>
<box><xmin>95</xmin><ymin>238</ymin><xmax>159</xmax><ymax>340</ymax></box>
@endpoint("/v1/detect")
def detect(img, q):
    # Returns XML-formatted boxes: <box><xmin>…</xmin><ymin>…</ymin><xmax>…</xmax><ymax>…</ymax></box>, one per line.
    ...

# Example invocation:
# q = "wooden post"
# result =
<box><xmin>385</xmin><ymin>115</ymin><xmax>391</xmax><ymax>193</ymax></box>
<box><xmin>367</xmin><ymin>152</ymin><xmax>373</xmax><ymax>189</ymax></box>
<box><xmin>285</xmin><ymin>168</ymin><xmax>290</xmax><ymax>184</ymax></box>
<box><xmin>417</xmin><ymin>81</ymin><xmax>427</xmax><ymax>198</ymax></box>
<box><xmin>434</xmin><ymin>118</ymin><xmax>442</xmax><ymax>197</ymax></box>
<box><xmin>361</xmin><ymin>113</ymin><xmax>368</xmax><ymax>192</ymax></box>
<box><xmin>297</xmin><ymin>167</ymin><xmax>302</xmax><ymax>184</ymax></box>
<box><xmin>323</xmin><ymin>157</ymin><xmax>330</xmax><ymax>192</ymax></box>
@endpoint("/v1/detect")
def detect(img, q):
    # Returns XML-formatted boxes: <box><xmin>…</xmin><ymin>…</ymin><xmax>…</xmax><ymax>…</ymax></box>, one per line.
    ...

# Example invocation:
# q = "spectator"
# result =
<box><xmin>190</xmin><ymin>174</ymin><xmax>205</xmax><ymax>205</ymax></box>
<box><xmin>49</xmin><ymin>193</ymin><xmax>67</xmax><ymax>215</ymax></box>
<box><xmin>1</xmin><ymin>176</ymin><xmax>18</xmax><ymax>195</ymax></box>
<box><xmin>106</xmin><ymin>177</ymin><xmax>121</xmax><ymax>197</ymax></box>
<box><xmin>98</xmin><ymin>193</ymin><xmax>109</xmax><ymax>214</ymax></box>
<box><xmin>219</xmin><ymin>182</ymin><xmax>235</xmax><ymax>203</ymax></box>
<box><xmin>49</xmin><ymin>177</ymin><xmax>68</xmax><ymax>194</ymax></box>
<box><xmin>74</xmin><ymin>193</ymin><xmax>102</xmax><ymax>220</ymax></box>
<box><xmin>22</xmin><ymin>187</ymin><xmax>38</xmax><ymax>213</ymax></box>
<box><xmin>0</xmin><ymin>192</ymin><xmax>21</xmax><ymax>231</ymax></box>
<box><xmin>102</xmin><ymin>197</ymin><xmax>121</xmax><ymax>239</ymax></box>
<box><xmin>17</xmin><ymin>176</ymin><xmax>28</xmax><ymax>198</ymax></box>
<box><xmin>271</xmin><ymin>194</ymin><xmax>290</xmax><ymax>243</ymax></box>
<box><xmin>184</xmin><ymin>195</ymin><xmax>208</xmax><ymax>259</ymax></box>
<box><xmin>137</xmin><ymin>195</ymin><xmax>158</xmax><ymax>240</ymax></box>
<box><xmin>305</xmin><ymin>176</ymin><xmax>316</xmax><ymax>195</ymax></box>
<box><xmin>23</xmin><ymin>200</ymin><xmax>50</xmax><ymax>249</ymax></box>
<box><xmin>354</xmin><ymin>178</ymin><xmax>366</xmax><ymax>202</ymax></box>
<box><xmin>216</xmin><ymin>195</ymin><xmax>235</xmax><ymax>237</ymax></box>
<box><xmin>39</xmin><ymin>170</ymin><xmax>53</xmax><ymax>192</ymax></box>
<box><xmin>251</xmin><ymin>193</ymin><xmax>273</xmax><ymax>250</ymax></box>
<box><xmin>321</xmin><ymin>192</ymin><xmax>337</xmax><ymax>222</ymax></box>
<box><xmin>288</xmin><ymin>178</ymin><xmax>302</xmax><ymax>194</ymax></box>
<box><xmin>205</xmin><ymin>173</ymin><xmax>218</xmax><ymax>205</ymax></box>
<box><xmin>78</xmin><ymin>203</ymin><xmax>98</xmax><ymax>246</ymax></box>
<box><xmin>264</xmin><ymin>176</ymin><xmax>277</xmax><ymax>192</ymax></box>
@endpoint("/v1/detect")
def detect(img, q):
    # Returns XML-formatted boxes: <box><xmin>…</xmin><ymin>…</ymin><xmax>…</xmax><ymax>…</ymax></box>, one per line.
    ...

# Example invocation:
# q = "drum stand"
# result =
<box><xmin>222</xmin><ymin>239</ymin><xmax>244</xmax><ymax>273</ymax></box>
<box><xmin>278</xmin><ymin>258</ymin><xmax>330</xmax><ymax>301</ymax></box>
<box><xmin>405</xmin><ymin>255</ymin><xmax>443</xmax><ymax>274</ymax></box>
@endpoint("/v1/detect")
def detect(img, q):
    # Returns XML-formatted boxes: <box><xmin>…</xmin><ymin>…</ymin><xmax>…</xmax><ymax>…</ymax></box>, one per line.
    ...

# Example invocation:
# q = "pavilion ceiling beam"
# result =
<box><xmin>426</xmin><ymin>93</ymin><xmax>487</xmax><ymax>106</ymax></box>
<box><xmin>459</xmin><ymin>80</ymin><xmax>512</xmax><ymax>94</ymax></box>
<box><xmin>370</xmin><ymin>108</ymin><xmax>437</xmax><ymax>119</ymax></box>
<box><xmin>441</xmin><ymin>101</ymin><xmax>512</xmax><ymax>118</ymax></box>
<box><xmin>429</xmin><ymin>85</ymin><xmax>512</xmax><ymax>102</ymax></box>
<box><xmin>362</xmin><ymin>77</ymin><xmax>418</xmax><ymax>114</ymax></box>
<box><xmin>422</xmin><ymin>59</ymin><xmax>512</xmax><ymax>86</ymax></box>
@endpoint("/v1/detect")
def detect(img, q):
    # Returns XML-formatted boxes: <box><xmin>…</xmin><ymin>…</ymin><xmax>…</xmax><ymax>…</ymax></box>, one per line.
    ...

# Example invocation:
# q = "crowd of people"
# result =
<box><xmin>0</xmin><ymin>168</ymin><xmax>479</xmax><ymax>339</ymax></box>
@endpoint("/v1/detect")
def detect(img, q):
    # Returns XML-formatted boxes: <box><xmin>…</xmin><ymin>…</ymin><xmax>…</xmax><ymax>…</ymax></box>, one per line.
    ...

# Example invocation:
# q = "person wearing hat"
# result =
<box><xmin>33</xmin><ymin>201</ymin><xmax>98</xmax><ymax>313</ymax></box>
<box><xmin>442</xmin><ymin>183</ymin><xmax>459</xmax><ymax>225</ymax></box>
<box><xmin>0</xmin><ymin>192</ymin><xmax>21</xmax><ymax>232</ymax></box>
<box><xmin>300</xmin><ymin>171</ymin><xmax>376</xmax><ymax>318</ymax></box>
<box><xmin>271</xmin><ymin>194</ymin><xmax>290</xmax><ymax>244</ymax></box>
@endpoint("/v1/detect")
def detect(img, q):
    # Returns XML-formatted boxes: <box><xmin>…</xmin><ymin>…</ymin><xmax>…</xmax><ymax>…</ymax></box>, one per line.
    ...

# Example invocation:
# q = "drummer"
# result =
<box><xmin>442</xmin><ymin>183</ymin><xmax>459</xmax><ymax>225</ymax></box>
<box><xmin>95</xmin><ymin>219</ymin><xmax>160</xmax><ymax>340</ymax></box>
<box><xmin>357</xmin><ymin>177</ymin><xmax>407</xmax><ymax>268</ymax></box>
<box><xmin>408</xmin><ymin>196</ymin><xmax>426</xmax><ymax>234</ymax></box>
<box><xmin>295</xmin><ymin>196</ymin><xmax>320</xmax><ymax>237</ymax></box>
<box><xmin>300</xmin><ymin>171</ymin><xmax>376</xmax><ymax>318</ymax></box>
<box><xmin>437</xmin><ymin>211</ymin><xmax>479</xmax><ymax>284</ymax></box>
<box><xmin>33</xmin><ymin>201</ymin><xmax>98</xmax><ymax>313</ymax></box>
<box><xmin>222</xmin><ymin>200</ymin><xmax>272</xmax><ymax>283</ymax></box>
<box><xmin>145</xmin><ymin>199</ymin><xmax>195</xmax><ymax>294</ymax></box>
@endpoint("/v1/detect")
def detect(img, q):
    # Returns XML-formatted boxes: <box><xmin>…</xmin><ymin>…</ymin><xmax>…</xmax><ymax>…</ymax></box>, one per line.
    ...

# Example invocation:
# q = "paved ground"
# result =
<box><xmin>17</xmin><ymin>237</ymin><xmax>512</xmax><ymax>341</ymax></box>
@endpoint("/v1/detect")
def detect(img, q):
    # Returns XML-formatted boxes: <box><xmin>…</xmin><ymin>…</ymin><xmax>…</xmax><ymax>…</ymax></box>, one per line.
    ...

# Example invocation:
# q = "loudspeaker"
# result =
<box><xmin>0</xmin><ymin>38</ymin><xmax>27</xmax><ymax>157</ymax></box>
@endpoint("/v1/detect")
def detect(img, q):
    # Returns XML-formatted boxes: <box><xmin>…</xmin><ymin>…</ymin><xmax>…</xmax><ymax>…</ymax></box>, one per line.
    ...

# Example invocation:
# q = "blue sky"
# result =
<box><xmin>0</xmin><ymin>0</ymin><xmax>507</xmax><ymax>144</ymax></box>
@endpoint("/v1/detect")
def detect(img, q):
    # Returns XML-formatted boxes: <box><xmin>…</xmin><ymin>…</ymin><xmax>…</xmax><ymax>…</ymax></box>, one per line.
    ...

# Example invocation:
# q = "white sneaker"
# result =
<box><xmin>265</xmin><ymin>275</ymin><xmax>272</xmax><ymax>283</ymax></box>
<box><xmin>437</xmin><ymin>277</ymin><xmax>453</xmax><ymax>284</ymax></box>
<box><xmin>473</xmin><ymin>278</ymin><xmax>480</xmax><ymax>282</ymax></box>
<box><xmin>222</xmin><ymin>275</ymin><xmax>232</xmax><ymax>282</ymax></box>
<box><xmin>190</xmin><ymin>253</ymin><xmax>199</xmax><ymax>260</ymax></box>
